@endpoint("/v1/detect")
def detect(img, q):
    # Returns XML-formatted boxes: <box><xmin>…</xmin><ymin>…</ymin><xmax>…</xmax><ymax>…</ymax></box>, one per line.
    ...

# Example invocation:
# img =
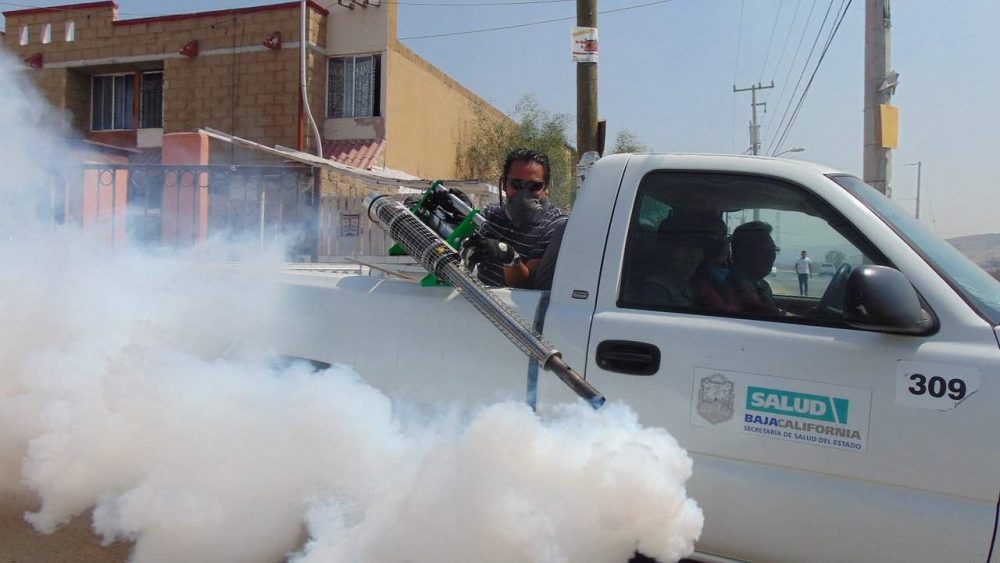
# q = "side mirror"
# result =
<box><xmin>843</xmin><ymin>265</ymin><xmax>936</xmax><ymax>335</ymax></box>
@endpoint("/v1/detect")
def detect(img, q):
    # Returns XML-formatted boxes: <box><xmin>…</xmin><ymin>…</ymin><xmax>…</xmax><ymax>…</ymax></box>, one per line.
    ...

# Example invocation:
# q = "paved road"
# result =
<box><xmin>770</xmin><ymin>270</ymin><xmax>832</xmax><ymax>299</ymax></box>
<box><xmin>0</xmin><ymin>491</ymin><xmax>130</xmax><ymax>562</ymax></box>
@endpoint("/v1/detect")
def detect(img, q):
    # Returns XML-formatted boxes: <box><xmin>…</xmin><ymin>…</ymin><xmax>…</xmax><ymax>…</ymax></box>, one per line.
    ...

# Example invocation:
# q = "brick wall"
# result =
<box><xmin>3</xmin><ymin>1</ymin><xmax>328</xmax><ymax>159</ymax></box>
<box><xmin>165</xmin><ymin>48</ymin><xmax>301</xmax><ymax>163</ymax></box>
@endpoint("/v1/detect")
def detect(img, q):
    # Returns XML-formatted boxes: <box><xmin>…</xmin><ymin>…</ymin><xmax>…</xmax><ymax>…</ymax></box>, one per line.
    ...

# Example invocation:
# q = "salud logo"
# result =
<box><xmin>746</xmin><ymin>386</ymin><xmax>850</xmax><ymax>424</ymax></box>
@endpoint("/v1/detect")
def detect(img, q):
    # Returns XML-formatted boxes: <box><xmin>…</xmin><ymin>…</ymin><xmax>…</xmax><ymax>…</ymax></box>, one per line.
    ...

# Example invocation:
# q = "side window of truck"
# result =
<box><xmin>618</xmin><ymin>171</ymin><xmax>890</xmax><ymax>326</ymax></box>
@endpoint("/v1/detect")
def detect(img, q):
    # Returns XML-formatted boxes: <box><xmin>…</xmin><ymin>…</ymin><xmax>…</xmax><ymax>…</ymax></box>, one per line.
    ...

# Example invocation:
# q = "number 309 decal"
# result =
<box><xmin>896</xmin><ymin>361</ymin><xmax>981</xmax><ymax>411</ymax></box>
<box><xmin>907</xmin><ymin>373</ymin><xmax>966</xmax><ymax>400</ymax></box>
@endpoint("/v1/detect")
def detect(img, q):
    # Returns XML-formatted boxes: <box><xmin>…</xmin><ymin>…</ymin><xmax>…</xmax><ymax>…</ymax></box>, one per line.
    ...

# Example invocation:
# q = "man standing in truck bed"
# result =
<box><xmin>461</xmin><ymin>148</ymin><xmax>569</xmax><ymax>290</ymax></box>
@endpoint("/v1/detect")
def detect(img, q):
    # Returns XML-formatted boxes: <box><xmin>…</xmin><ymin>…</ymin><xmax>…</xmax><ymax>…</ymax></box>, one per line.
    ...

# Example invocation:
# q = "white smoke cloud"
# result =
<box><xmin>0</xmin><ymin>48</ymin><xmax>702</xmax><ymax>563</ymax></box>
<box><xmin>295</xmin><ymin>402</ymin><xmax>702</xmax><ymax>563</ymax></box>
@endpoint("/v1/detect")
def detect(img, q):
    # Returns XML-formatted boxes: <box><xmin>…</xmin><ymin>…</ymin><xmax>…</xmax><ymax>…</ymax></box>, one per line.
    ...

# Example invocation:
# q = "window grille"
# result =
<box><xmin>140</xmin><ymin>72</ymin><xmax>164</xmax><ymax>129</ymax></box>
<box><xmin>327</xmin><ymin>55</ymin><xmax>380</xmax><ymax>118</ymax></box>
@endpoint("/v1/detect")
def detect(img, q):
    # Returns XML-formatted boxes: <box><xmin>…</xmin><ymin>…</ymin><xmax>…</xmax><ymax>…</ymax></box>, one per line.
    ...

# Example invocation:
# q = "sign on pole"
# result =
<box><xmin>572</xmin><ymin>27</ymin><xmax>598</xmax><ymax>63</ymax></box>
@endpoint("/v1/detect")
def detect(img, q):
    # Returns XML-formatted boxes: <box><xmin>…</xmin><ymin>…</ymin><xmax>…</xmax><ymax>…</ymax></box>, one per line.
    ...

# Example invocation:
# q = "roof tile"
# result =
<box><xmin>322</xmin><ymin>138</ymin><xmax>385</xmax><ymax>170</ymax></box>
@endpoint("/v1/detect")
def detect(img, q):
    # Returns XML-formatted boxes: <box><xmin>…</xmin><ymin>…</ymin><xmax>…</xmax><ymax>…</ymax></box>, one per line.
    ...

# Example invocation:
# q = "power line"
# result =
<box><xmin>771</xmin><ymin>0</ymin><xmax>850</xmax><ymax>154</ymax></box>
<box><xmin>770</xmin><ymin>0</ymin><xmax>852</xmax><ymax>155</ymax></box>
<box><xmin>768</xmin><ymin>0</ymin><xmax>841</xmax><ymax>154</ymax></box>
<box><xmin>767</xmin><ymin>0</ymin><xmax>801</xmax><ymax>80</ymax></box>
<box><xmin>758</xmin><ymin>0</ymin><xmax>783</xmax><ymax>83</ymax></box>
<box><xmin>733</xmin><ymin>0</ymin><xmax>745</xmax><ymax>85</ymax></box>
<box><xmin>761</xmin><ymin>0</ymin><xmax>818</xmax><ymax>146</ymax></box>
<box><xmin>392</xmin><ymin>0</ymin><xmax>574</xmax><ymax>5</ymax></box>
<box><xmin>731</xmin><ymin>0</ymin><xmax>745</xmax><ymax>153</ymax></box>
<box><xmin>764</xmin><ymin>0</ymin><xmax>834</xmax><ymax>154</ymax></box>
<box><xmin>762</xmin><ymin>0</ymin><xmax>803</xmax><ymax>104</ymax></box>
<box><xmin>0</xmin><ymin>0</ymin><xmax>597</xmax><ymax>35</ymax></box>
<box><xmin>399</xmin><ymin>0</ymin><xmax>674</xmax><ymax>40</ymax></box>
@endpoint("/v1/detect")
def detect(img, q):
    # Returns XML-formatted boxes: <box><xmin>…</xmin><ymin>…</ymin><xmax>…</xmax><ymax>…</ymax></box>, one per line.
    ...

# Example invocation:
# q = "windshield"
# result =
<box><xmin>831</xmin><ymin>174</ymin><xmax>1000</xmax><ymax>326</ymax></box>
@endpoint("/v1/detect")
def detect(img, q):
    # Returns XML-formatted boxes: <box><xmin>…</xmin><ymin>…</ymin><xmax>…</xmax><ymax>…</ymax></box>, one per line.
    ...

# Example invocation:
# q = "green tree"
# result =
<box><xmin>457</xmin><ymin>95</ymin><xmax>576</xmax><ymax>207</ymax></box>
<box><xmin>611</xmin><ymin>129</ymin><xmax>648</xmax><ymax>154</ymax></box>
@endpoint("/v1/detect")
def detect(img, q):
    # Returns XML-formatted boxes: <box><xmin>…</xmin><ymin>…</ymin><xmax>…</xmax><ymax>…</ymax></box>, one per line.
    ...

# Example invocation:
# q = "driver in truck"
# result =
<box><xmin>727</xmin><ymin>220</ymin><xmax>784</xmax><ymax>316</ymax></box>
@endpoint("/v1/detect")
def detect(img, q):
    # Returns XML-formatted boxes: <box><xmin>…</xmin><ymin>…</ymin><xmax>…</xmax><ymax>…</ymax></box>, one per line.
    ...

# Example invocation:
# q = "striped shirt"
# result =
<box><xmin>476</xmin><ymin>200</ymin><xmax>569</xmax><ymax>287</ymax></box>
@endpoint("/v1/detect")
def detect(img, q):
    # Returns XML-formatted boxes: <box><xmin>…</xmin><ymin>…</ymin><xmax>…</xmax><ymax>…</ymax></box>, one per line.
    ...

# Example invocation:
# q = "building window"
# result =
<box><xmin>19</xmin><ymin>26</ymin><xmax>29</xmax><ymax>46</ymax></box>
<box><xmin>41</xmin><ymin>24</ymin><xmax>52</xmax><ymax>44</ymax></box>
<box><xmin>91</xmin><ymin>74</ymin><xmax>135</xmax><ymax>131</ymax></box>
<box><xmin>140</xmin><ymin>72</ymin><xmax>164</xmax><ymax>129</ymax></box>
<box><xmin>327</xmin><ymin>54</ymin><xmax>380</xmax><ymax>119</ymax></box>
<box><xmin>65</xmin><ymin>21</ymin><xmax>76</xmax><ymax>42</ymax></box>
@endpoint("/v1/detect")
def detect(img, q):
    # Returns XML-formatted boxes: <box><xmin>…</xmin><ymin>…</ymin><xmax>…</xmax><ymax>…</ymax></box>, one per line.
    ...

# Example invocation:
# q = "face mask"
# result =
<box><xmin>709</xmin><ymin>266</ymin><xmax>729</xmax><ymax>284</ymax></box>
<box><xmin>504</xmin><ymin>186</ymin><xmax>545</xmax><ymax>226</ymax></box>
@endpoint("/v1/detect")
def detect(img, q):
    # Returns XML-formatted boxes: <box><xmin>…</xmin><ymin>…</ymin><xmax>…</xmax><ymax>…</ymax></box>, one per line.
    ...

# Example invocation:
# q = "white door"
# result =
<box><xmin>585</xmin><ymin>169</ymin><xmax>1000</xmax><ymax>562</ymax></box>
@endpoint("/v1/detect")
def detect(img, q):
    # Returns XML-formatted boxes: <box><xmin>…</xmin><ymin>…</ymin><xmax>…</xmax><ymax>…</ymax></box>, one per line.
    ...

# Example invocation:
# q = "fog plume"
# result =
<box><xmin>0</xmin><ymin>49</ymin><xmax>702</xmax><ymax>562</ymax></box>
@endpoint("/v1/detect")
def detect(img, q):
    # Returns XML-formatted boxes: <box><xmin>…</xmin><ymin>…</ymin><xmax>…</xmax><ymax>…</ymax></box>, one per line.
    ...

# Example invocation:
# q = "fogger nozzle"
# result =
<box><xmin>364</xmin><ymin>192</ymin><xmax>605</xmax><ymax>409</ymax></box>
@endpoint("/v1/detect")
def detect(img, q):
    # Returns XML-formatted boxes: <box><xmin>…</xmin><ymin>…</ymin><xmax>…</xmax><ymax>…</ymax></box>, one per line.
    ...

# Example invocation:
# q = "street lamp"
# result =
<box><xmin>774</xmin><ymin>147</ymin><xmax>805</xmax><ymax>157</ymax></box>
<box><xmin>903</xmin><ymin>161</ymin><xmax>922</xmax><ymax>219</ymax></box>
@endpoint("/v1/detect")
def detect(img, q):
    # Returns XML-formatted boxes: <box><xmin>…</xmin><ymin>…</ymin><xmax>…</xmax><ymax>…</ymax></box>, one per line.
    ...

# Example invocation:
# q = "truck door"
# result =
<box><xmin>584</xmin><ymin>167</ymin><xmax>1000</xmax><ymax>562</ymax></box>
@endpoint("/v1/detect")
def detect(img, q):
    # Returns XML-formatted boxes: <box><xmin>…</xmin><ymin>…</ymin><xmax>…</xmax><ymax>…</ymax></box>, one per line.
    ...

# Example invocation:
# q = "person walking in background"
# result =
<box><xmin>795</xmin><ymin>250</ymin><xmax>813</xmax><ymax>296</ymax></box>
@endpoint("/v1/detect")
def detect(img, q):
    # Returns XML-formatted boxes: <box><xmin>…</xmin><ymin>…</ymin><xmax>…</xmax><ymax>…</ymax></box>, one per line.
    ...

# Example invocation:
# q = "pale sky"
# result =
<box><xmin>3</xmin><ymin>0</ymin><xmax>998</xmax><ymax>237</ymax></box>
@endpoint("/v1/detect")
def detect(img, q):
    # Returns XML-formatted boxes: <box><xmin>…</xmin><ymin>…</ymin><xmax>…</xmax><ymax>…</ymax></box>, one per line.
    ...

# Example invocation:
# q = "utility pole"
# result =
<box><xmin>864</xmin><ymin>0</ymin><xmax>896</xmax><ymax>195</ymax></box>
<box><xmin>576</xmin><ymin>0</ymin><xmax>598</xmax><ymax>157</ymax></box>
<box><xmin>733</xmin><ymin>81</ymin><xmax>774</xmax><ymax>156</ymax></box>
<box><xmin>735</xmin><ymin>81</ymin><xmax>773</xmax><ymax>220</ymax></box>
<box><xmin>909</xmin><ymin>160</ymin><xmax>922</xmax><ymax>219</ymax></box>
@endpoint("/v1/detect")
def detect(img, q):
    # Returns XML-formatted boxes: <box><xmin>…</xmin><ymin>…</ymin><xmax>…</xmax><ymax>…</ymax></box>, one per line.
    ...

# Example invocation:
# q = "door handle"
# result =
<box><xmin>595</xmin><ymin>340</ymin><xmax>660</xmax><ymax>376</ymax></box>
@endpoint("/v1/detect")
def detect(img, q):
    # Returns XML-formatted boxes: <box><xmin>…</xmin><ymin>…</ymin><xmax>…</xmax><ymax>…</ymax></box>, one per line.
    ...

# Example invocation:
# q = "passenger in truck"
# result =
<box><xmin>691</xmin><ymin>216</ymin><xmax>742</xmax><ymax>313</ymax></box>
<box><xmin>635</xmin><ymin>212</ymin><xmax>707</xmax><ymax>308</ymax></box>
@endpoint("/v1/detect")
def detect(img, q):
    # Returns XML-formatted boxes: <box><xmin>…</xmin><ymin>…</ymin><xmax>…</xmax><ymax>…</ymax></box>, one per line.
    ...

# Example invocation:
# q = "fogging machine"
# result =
<box><xmin>365</xmin><ymin>183</ymin><xmax>605</xmax><ymax>409</ymax></box>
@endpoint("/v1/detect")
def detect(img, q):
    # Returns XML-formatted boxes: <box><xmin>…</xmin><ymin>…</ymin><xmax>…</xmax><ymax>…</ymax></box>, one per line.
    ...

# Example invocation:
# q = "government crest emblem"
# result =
<box><xmin>697</xmin><ymin>373</ymin><xmax>734</xmax><ymax>425</ymax></box>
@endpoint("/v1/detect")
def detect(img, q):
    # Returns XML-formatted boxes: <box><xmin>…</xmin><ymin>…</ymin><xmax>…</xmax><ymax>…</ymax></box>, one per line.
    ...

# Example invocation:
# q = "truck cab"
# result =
<box><xmin>543</xmin><ymin>154</ymin><xmax>1000</xmax><ymax>562</ymax></box>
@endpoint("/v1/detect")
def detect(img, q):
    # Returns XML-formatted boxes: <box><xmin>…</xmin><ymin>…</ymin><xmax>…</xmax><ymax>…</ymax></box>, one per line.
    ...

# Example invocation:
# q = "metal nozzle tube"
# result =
<box><xmin>545</xmin><ymin>355</ymin><xmax>606</xmax><ymax>410</ymax></box>
<box><xmin>364</xmin><ymin>192</ymin><xmax>606</xmax><ymax>409</ymax></box>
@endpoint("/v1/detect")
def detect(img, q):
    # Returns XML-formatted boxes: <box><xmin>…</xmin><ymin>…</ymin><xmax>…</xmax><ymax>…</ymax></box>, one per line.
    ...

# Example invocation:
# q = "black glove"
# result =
<box><xmin>460</xmin><ymin>236</ymin><xmax>518</xmax><ymax>271</ymax></box>
<box><xmin>431</xmin><ymin>186</ymin><xmax>472</xmax><ymax>213</ymax></box>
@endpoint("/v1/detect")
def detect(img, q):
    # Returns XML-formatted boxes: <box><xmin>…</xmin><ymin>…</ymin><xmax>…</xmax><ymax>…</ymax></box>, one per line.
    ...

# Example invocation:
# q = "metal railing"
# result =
<box><xmin>64</xmin><ymin>164</ymin><xmax>318</xmax><ymax>257</ymax></box>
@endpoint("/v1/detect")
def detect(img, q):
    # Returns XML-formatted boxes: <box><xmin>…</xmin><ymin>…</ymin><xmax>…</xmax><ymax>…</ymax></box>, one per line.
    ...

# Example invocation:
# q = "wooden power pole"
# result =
<box><xmin>576</xmin><ymin>0</ymin><xmax>598</xmax><ymax>157</ymax></box>
<box><xmin>864</xmin><ymin>0</ymin><xmax>896</xmax><ymax>195</ymax></box>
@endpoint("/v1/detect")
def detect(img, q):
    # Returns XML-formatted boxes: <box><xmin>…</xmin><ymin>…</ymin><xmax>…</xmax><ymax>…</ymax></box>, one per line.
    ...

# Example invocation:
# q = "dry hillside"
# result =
<box><xmin>948</xmin><ymin>233</ymin><xmax>1000</xmax><ymax>279</ymax></box>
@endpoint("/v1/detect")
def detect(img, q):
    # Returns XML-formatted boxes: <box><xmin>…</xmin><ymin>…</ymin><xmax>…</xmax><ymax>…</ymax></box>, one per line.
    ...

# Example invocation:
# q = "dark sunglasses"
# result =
<box><xmin>508</xmin><ymin>179</ymin><xmax>546</xmax><ymax>192</ymax></box>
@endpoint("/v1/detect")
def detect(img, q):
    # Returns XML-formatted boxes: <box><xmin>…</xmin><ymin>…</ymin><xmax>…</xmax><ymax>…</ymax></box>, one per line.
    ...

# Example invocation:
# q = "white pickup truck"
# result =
<box><xmin>274</xmin><ymin>154</ymin><xmax>1000</xmax><ymax>563</ymax></box>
